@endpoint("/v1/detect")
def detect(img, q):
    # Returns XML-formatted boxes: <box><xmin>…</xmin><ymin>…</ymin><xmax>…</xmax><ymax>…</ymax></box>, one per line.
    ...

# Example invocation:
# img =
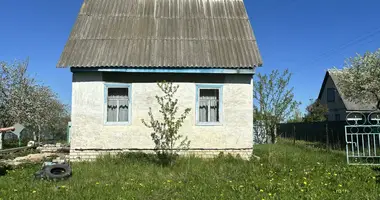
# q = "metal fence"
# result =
<box><xmin>345</xmin><ymin>111</ymin><xmax>380</xmax><ymax>165</ymax></box>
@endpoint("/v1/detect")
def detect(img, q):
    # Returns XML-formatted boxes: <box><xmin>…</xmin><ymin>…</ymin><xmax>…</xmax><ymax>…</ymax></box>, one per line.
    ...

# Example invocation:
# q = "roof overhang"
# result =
<box><xmin>70</xmin><ymin>67</ymin><xmax>257</xmax><ymax>75</ymax></box>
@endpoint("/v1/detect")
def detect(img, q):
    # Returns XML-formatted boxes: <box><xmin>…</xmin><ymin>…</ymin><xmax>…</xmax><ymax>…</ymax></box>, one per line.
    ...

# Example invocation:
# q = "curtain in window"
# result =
<box><xmin>199</xmin><ymin>89</ymin><xmax>219</xmax><ymax>122</ymax></box>
<box><xmin>199</xmin><ymin>99</ymin><xmax>208</xmax><ymax>122</ymax></box>
<box><xmin>118</xmin><ymin>99</ymin><xmax>129</xmax><ymax>122</ymax></box>
<box><xmin>209</xmin><ymin>96</ymin><xmax>219</xmax><ymax>122</ymax></box>
<box><xmin>107</xmin><ymin>99</ymin><xmax>118</xmax><ymax>122</ymax></box>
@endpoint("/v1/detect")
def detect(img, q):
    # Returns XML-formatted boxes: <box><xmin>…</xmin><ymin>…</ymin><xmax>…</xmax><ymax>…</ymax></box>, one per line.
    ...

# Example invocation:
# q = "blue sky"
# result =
<box><xmin>1</xmin><ymin>0</ymin><xmax>380</xmax><ymax>112</ymax></box>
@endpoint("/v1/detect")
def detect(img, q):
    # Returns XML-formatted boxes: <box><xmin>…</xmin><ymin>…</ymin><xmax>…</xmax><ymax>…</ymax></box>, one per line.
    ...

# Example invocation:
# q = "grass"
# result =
<box><xmin>0</xmin><ymin>140</ymin><xmax>379</xmax><ymax>200</ymax></box>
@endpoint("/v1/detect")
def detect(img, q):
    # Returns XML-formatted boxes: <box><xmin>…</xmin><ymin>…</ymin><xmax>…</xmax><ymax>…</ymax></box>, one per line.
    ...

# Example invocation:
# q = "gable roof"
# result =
<box><xmin>317</xmin><ymin>70</ymin><xmax>377</xmax><ymax>111</ymax></box>
<box><xmin>57</xmin><ymin>0</ymin><xmax>262</xmax><ymax>69</ymax></box>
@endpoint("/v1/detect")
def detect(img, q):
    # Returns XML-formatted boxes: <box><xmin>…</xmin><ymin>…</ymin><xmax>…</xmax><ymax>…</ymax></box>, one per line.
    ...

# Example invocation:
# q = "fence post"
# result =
<box><xmin>331</xmin><ymin>129</ymin><xmax>334</xmax><ymax>149</ymax></box>
<box><xmin>0</xmin><ymin>133</ymin><xmax>2</xmax><ymax>150</ymax></box>
<box><xmin>293</xmin><ymin>125</ymin><xmax>296</xmax><ymax>145</ymax></box>
<box><xmin>285</xmin><ymin>127</ymin><xmax>287</xmax><ymax>139</ymax></box>
<box><xmin>325</xmin><ymin>122</ymin><xmax>329</xmax><ymax>150</ymax></box>
<box><xmin>305</xmin><ymin>124</ymin><xmax>308</xmax><ymax>142</ymax></box>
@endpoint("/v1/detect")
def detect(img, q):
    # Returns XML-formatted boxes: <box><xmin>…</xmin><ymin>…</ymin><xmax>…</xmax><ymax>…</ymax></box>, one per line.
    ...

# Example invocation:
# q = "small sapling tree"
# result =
<box><xmin>141</xmin><ymin>81</ymin><xmax>191</xmax><ymax>165</ymax></box>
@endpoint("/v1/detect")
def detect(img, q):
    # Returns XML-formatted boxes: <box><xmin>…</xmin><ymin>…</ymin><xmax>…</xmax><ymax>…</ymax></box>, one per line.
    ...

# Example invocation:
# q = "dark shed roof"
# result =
<box><xmin>57</xmin><ymin>0</ymin><xmax>262</xmax><ymax>68</ymax></box>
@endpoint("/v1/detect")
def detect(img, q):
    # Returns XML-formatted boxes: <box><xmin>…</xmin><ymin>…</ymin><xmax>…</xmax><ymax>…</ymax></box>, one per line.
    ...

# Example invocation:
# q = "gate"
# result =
<box><xmin>345</xmin><ymin>111</ymin><xmax>380</xmax><ymax>165</ymax></box>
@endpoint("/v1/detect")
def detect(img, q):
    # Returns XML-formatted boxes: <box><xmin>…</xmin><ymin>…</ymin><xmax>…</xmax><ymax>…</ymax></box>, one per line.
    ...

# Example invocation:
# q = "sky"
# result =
<box><xmin>1</xmin><ymin>0</ymin><xmax>380</xmax><ymax>112</ymax></box>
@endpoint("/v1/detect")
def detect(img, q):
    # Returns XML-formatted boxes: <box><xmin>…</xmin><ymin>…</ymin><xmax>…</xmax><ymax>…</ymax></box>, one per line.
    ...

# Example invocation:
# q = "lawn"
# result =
<box><xmin>0</xmin><ymin>140</ymin><xmax>379</xmax><ymax>200</ymax></box>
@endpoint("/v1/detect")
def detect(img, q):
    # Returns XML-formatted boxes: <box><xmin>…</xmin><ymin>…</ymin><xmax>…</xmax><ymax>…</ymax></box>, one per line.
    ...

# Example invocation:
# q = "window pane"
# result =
<box><xmin>108</xmin><ymin>88</ymin><xmax>128</xmax><ymax>99</ymax></box>
<box><xmin>210</xmin><ymin>98</ymin><xmax>219</xmax><ymax>122</ymax></box>
<box><xmin>107</xmin><ymin>99</ymin><xmax>118</xmax><ymax>122</ymax></box>
<box><xmin>199</xmin><ymin>89</ymin><xmax>219</xmax><ymax>122</ymax></box>
<box><xmin>335</xmin><ymin>114</ymin><xmax>340</xmax><ymax>121</ymax></box>
<box><xmin>200</xmin><ymin>89</ymin><xmax>219</xmax><ymax>98</ymax></box>
<box><xmin>118</xmin><ymin>99</ymin><xmax>129</xmax><ymax>122</ymax></box>
<box><xmin>199</xmin><ymin>100</ymin><xmax>209</xmax><ymax>122</ymax></box>
<box><xmin>327</xmin><ymin>88</ymin><xmax>335</xmax><ymax>102</ymax></box>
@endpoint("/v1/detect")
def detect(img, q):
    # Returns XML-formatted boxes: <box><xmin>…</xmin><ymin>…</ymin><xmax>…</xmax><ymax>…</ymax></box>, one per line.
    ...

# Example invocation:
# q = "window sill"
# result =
<box><xmin>104</xmin><ymin>122</ymin><xmax>131</xmax><ymax>126</ymax></box>
<box><xmin>196</xmin><ymin>122</ymin><xmax>223</xmax><ymax>126</ymax></box>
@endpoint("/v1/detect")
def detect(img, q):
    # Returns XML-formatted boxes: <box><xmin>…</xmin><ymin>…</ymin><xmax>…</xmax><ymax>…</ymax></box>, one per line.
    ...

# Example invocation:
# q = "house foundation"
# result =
<box><xmin>69</xmin><ymin>148</ymin><xmax>253</xmax><ymax>162</ymax></box>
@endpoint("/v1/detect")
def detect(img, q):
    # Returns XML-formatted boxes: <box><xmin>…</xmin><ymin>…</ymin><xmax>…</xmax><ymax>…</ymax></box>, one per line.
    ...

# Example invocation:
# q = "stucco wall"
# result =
<box><xmin>319</xmin><ymin>75</ymin><xmax>347</xmax><ymax>121</ymax></box>
<box><xmin>70</xmin><ymin>72</ymin><xmax>253</xmax><ymax>160</ymax></box>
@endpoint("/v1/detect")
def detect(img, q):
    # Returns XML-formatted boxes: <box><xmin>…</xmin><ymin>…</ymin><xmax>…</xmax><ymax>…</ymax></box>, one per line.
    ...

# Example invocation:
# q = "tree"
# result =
<box><xmin>287</xmin><ymin>107</ymin><xmax>304</xmax><ymax>123</ymax></box>
<box><xmin>304</xmin><ymin>99</ymin><xmax>329</xmax><ymax>122</ymax></box>
<box><xmin>253</xmin><ymin>69</ymin><xmax>300</xmax><ymax>143</ymax></box>
<box><xmin>332</xmin><ymin>49</ymin><xmax>380</xmax><ymax>110</ymax></box>
<box><xmin>141</xmin><ymin>81</ymin><xmax>191</xmax><ymax>165</ymax></box>
<box><xmin>0</xmin><ymin>59</ymin><xmax>34</xmax><ymax>127</ymax></box>
<box><xmin>0</xmin><ymin>59</ymin><xmax>69</xmax><ymax>144</ymax></box>
<box><xmin>26</xmin><ymin>85</ymin><xmax>70</xmax><ymax>142</ymax></box>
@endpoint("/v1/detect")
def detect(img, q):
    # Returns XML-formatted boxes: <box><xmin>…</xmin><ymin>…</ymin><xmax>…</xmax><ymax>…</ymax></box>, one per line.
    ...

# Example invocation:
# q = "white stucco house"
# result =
<box><xmin>57</xmin><ymin>0</ymin><xmax>263</xmax><ymax>161</ymax></box>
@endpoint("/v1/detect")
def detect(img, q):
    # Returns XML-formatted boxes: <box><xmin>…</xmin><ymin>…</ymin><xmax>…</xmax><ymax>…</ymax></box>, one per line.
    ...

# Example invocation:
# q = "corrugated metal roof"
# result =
<box><xmin>57</xmin><ymin>0</ymin><xmax>262</xmax><ymax>68</ymax></box>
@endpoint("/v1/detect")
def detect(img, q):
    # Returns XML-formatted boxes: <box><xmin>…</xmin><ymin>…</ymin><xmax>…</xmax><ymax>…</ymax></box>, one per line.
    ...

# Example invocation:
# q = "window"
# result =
<box><xmin>196</xmin><ymin>85</ymin><xmax>223</xmax><ymax>125</ymax></box>
<box><xmin>327</xmin><ymin>88</ymin><xmax>335</xmax><ymax>102</ymax></box>
<box><xmin>104</xmin><ymin>84</ymin><xmax>131</xmax><ymax>124</ymax></box>
<box><xmin>335</xmin><ymin>114</ymin><xmax>340</xmax><ymax>121</ymax></box>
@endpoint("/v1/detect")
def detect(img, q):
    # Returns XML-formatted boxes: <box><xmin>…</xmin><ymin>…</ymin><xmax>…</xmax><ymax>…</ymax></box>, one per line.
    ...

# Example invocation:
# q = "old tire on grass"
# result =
<box><xmin>44</xmin><ymin>164</ymin><xmax>72</xmax><ymax>180</ymax></box>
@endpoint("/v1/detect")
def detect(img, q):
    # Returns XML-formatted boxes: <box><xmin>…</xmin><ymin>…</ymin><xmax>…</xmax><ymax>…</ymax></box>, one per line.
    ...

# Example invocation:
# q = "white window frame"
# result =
<box><xmin>195</xmin><ymin>84</ymin><xmax>223</xmax><ymax>126</ymax></box>
<box><xmin>104</xmin><ymin>83</ymin><xmax>132</xmax><ymax>125</ymax></box>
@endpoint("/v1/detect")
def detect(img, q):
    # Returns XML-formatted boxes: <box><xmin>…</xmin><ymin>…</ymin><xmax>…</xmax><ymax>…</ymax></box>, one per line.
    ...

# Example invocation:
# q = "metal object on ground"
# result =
<box><xmin>345</xmin><ymin>111</ymin><xmax>380</xmax><ymax>165</ymax></box>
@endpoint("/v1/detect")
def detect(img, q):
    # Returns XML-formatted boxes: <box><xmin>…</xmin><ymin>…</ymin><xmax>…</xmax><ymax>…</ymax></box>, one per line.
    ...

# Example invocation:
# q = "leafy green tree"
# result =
<box><xmin>253</xmin><ymin>69</ymin><xmax>300</xmax><ymax>143</ymax></box>
<box><xmin>0</xmin><ymin>59</ymin><xmax>69</xmax><ymax>144</ymax></box>
<box><xmin>304</xmin><ymin>99</ymin><xmax>329</xmax><ymax>122</ymax></box>
<box><xmin>332</xmin><ymin>49</ymin><xmax>380</xmax><ymax>110</ymax></box>
<box><xmin>141</xmin><ymin>81</ymin><xmax>191</xmax><ymax>165</ymax></box>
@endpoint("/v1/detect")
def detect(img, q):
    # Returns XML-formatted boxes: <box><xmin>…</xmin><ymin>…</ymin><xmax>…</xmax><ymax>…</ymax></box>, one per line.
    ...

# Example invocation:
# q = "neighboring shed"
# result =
<box><xmin>318</xmin><ymin>70</ymin><xmax>377</xmax><ymax>121</ymax></box>
<box><xmin>57</xmin><ymin>0</ymin><xmax>262</xmax><ymax>161</ymax></box>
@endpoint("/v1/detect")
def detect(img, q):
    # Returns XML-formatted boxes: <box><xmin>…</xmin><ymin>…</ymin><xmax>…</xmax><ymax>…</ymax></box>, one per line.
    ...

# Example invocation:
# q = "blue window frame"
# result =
<box><xmin>195</xmin><ymin>84</ymin><xmax>223</xmax><ymax>126</ymax></box>
<box><xmin>104</xmin><ymin>83</ymin><xmax>132</xmax><ymax>125</ymax></box>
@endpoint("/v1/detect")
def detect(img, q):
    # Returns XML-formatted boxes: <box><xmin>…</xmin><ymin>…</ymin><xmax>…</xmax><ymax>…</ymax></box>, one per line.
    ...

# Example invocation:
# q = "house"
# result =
<box><xmin>317</xmin><ymin>70</ymin><xmax>377</xmax><ymax>121</ymax></box>
<box><xmin>57</xmin><ymin>0</ymin><xmax>262</xmax><ymax>161</ymax></box>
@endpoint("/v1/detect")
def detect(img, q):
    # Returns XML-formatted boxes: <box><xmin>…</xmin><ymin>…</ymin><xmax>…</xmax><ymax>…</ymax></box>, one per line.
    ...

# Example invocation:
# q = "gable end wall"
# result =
<box><xmin>319</xmin><ymin>75</ymin><xmax>347</xmax><ymax>121</ymax></box>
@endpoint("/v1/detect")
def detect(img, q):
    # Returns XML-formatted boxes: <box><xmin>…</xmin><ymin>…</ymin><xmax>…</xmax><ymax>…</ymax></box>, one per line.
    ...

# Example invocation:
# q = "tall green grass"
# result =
<box><xmin>0</xmin><ymin>141</ymin><xmax>379</xmax><ymax>200</ymax></box>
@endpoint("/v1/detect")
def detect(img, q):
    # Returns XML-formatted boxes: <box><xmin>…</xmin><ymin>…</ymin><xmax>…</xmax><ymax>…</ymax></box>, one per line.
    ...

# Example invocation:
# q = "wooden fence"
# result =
<box><xmin>277</xmin><ymin>121</ymin><xmax>347</xmax><ymax>149</ymax></box>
